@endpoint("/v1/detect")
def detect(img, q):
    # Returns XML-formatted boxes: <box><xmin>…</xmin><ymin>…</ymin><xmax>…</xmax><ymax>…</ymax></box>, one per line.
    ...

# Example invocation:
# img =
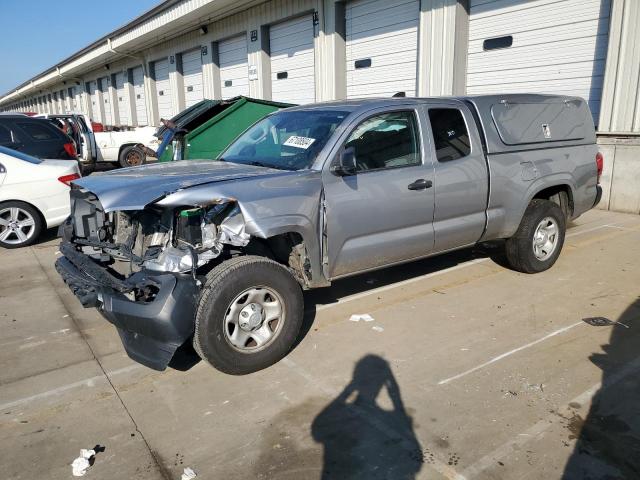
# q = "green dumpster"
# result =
<box><xmin>158</xmin><ymin>96</ymin><xmax>294</xmax><ymax>162</ymax></box>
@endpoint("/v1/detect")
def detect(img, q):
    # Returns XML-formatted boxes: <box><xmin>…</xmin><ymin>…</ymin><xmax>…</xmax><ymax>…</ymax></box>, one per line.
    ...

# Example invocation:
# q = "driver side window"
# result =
<box><xmin>345</xmin><ymin>111</ymin><xmax>420</xmax><ymax>172</ymax></box>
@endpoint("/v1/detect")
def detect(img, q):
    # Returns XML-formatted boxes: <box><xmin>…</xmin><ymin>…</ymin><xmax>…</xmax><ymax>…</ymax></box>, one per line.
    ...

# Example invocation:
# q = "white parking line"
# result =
<box><xmin>315</xmin><ymin>222</ymin><xmax>620</xmax><ymax>313</ymax></box>
<box><xmin>437</xmin><ymin>322</ymin><xmax>584</xmax><ymax>385</ymax></box>
<box><xmin>0</xmin><ymin>364</ymin><xmax>142</xmax><ymax>411</ymax></box>
<box><xmin>316</xmin><ymin>257</ymin><xmax>490</xmax><ymax>312</ymax></box>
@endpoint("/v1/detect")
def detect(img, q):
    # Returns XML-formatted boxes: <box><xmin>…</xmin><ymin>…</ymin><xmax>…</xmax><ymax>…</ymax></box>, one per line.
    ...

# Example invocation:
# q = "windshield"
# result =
<box><xmin>221</xmin><ymin>110</ymin><xmax>350</xmax><ymax>171</ymax></box>
<box><xmin>0</xmin><ymin>146</ymin><xmax>42</xmax><ymax>164</ymax></box>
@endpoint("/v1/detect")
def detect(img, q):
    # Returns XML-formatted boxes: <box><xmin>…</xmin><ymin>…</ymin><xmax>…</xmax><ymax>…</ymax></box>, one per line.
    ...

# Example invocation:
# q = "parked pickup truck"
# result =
<box><xmin>55</xmin><ymin>95</ymin><xmax>603</xmax><ymax>375</ymax></box>
<box><xmin>36</xmin><ymin>113</ymin><xmax>158</xmax><ymax>168</ymax></box>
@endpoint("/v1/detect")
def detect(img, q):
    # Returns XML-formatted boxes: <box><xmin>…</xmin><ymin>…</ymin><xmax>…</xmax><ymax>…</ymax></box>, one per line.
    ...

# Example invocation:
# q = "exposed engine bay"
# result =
<box><xmin>64</xmin><ymin>189</ymin><xmax>251</xmax><ymax>278</ymax></box>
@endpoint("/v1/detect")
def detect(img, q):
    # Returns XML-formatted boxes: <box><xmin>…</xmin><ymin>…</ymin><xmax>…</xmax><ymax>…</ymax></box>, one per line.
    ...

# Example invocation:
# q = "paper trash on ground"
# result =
<box><xmin>372</xmin><ymin>326</ymin><xmax>384</xmax><ymax>332</ymax></box>
<box><xmin>181</xmin><ymin>467</ymin><xmax>197</xmax><ymax>480</ymax></box>
<box><xmin>349</xmin><ymin>314</ymin><xmax>375</xmax><ymax>322</ymax></box>
<box><xmin>71</xmin><ymin>449</ymin><xmax>95</xmax><ymax>477</ymax></box>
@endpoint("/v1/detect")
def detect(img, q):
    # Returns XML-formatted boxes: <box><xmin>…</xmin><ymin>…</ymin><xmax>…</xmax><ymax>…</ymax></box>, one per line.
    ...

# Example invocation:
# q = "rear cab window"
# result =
<box><xmin>427</xmin><ymin>108</ymin><xmax>471</xmax><ymax>162</ymax></box>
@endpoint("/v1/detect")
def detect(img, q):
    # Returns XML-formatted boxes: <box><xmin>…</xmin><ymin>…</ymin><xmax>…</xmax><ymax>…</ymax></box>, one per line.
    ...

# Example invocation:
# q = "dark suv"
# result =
<box><xmin>0</xmin><ymin>115</ymin><xmax>77</xmax><ymax>160</ymax></box>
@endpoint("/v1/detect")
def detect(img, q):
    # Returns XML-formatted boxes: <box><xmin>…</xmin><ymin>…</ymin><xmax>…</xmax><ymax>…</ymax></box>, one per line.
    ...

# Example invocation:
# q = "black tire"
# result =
<box><xmin>194</xmin><ymin>255</ymin><xmax>304</xmax><ymax>375</ymax></box>
<box><xmin>505</xmin><ymin>199</ymin><xmax>566</xmax><ymax>273</ymax></box>
<box><xmin>118</xmin><ymin>145</ymin><xmax>146</xmax><ymax>168</ymax></box>
<box><xmin>0</xmin><ymin>201</ymin><xmax>44</xmax><ymax>249</ymax></box>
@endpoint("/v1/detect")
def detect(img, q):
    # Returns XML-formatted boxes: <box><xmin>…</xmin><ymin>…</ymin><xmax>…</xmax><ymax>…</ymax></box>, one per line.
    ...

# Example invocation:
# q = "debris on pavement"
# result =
<box><xmin>71</xmin><ymin>449</ymin><xmax>95</xmax><ymax>477</ymax></box>
<box><xmin>372</xmin><ymin>326</ymin><xmax>384</xmax><ymax>332</ymax></box>
<box><xmin>349</xmin><ymin>314</ymin><xmax>375</xmax><ymax>322</ymax></box>
<box><xmin>582</xmin><ymin>317</ymin><xmax>629</xmax><ymax>328</ymax></box>
<box><xmin>181</xmin><ymin>467</ymin><xmax>197</xmax><ymax>479</ymax></box>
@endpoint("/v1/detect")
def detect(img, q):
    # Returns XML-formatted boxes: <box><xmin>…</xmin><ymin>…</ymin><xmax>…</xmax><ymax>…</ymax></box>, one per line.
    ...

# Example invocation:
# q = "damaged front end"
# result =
<box><xmin>56</xmin><ymin>188</ymin><xmax>253</xmax><ymax>370</ymax></box>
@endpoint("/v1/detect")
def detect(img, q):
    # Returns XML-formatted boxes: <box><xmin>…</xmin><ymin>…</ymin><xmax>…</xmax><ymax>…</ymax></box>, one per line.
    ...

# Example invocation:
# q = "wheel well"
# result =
<box><xmin>533</xmin><ymin>185</ymin><xmax>573</xmax><ymax>219</ymax></box>
<box><xmin>242</xmin><ymin>232</ymin><xmax>311</xmax><ymax>287</ymax></box>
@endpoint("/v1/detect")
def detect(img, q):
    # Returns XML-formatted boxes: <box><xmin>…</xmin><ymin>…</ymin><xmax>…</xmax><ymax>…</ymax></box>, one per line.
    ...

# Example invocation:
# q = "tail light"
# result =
<box><xmin>596</xmin><ymin>152</ymin><xmax>604</xmax><ymax>184</ymax></box>
<box><xmin>91</xmin><ymin>121</ymin><xmax>104</xmax><ymax>132</ymax></box>
<box><xmin>58</xmin><ymin>173</ymin><xmax>81</xmax><ymax>186</ymax></box>
<box><xmin>63</xmin><ymin>142</ymin><xmax>77</xmax><ymax>158</ymax></box>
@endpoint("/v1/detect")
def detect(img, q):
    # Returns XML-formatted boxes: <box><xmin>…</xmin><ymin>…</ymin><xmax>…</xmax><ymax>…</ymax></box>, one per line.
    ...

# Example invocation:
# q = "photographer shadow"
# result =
<box><xmin>311</xmin><ymin>354</ymin><xmax>422</xmax><ymax>479</ymax></box>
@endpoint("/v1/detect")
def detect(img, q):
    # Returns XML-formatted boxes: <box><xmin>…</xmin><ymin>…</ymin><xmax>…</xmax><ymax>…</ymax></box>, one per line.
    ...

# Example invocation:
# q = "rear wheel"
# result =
<box><xmin>119</xmin><ymin>145</ymin><xmax>146</xmax><ymax>168</ymax></box>
<box><xmin>194</xmin><ymin>255</ymin><xmax>304</xmax><ymax>375</ymax></box>
<box><xmin>0</xmin><ymin>201</ymin><xmax>43</xmax><ymax>249</ymax></box>
<box><xmin>505</xmin><ymin>199</ymin><xmax>566</xmax><ymax>273</ymax></box>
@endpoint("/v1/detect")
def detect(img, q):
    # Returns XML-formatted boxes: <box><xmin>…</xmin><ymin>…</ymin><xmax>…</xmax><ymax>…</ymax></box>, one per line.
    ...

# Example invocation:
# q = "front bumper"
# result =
<box><xmin>55</xmin><ymin>243</ymin><xmax>199</xmax><ymax>371</ymax></box>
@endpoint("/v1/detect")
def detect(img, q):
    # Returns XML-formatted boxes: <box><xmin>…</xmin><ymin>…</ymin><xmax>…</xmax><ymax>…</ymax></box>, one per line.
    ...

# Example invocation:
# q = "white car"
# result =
<box><xmin>0</xmin><ymin>146</ymin><xmax>80</xmax><ymax>248</ymax></box>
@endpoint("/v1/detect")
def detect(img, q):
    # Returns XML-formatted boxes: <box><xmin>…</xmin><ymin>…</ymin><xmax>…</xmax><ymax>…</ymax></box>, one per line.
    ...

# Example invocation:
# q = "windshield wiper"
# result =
<box><xmin>248</xmin><ymin>161</ymin><xmax>293</xmax><ymax>171</ymax></box>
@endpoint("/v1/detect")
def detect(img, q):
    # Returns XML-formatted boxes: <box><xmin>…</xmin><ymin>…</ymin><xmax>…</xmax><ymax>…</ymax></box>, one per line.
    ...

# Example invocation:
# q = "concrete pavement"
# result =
<box><xmin>1</xmin><ymin>209</ymin><xmax>639</xmax><ymax>479</ymax></box>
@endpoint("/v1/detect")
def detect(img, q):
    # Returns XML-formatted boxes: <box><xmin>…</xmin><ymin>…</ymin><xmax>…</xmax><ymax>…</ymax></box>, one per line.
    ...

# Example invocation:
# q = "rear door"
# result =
<box><xmin>181</xmin><ymin>48</ymin><xmax>204</xmax><ymax>107</ymax></box>
<box><xmin>75</xmin><ymin>115</ymin><xmax>95</xmax><ymax>163</ymax></box>
<box><xmin>322</xmin><ymin>107</ymin><xmax>435</xmax><ymax>278</ymax></box>
<box><xmin>270</xmin><ymin>15</ymin><xmax>316</xmax><ymax>104</ymax></box>
<box><xmin>425</xmin><ymin>103</ymin><xmax>488</xmax><ymax>251</ymax></box>
<box><xmin>219</xmin><ymin>34</ymin><xmax>250</xmax><ymax>99</ymax></box>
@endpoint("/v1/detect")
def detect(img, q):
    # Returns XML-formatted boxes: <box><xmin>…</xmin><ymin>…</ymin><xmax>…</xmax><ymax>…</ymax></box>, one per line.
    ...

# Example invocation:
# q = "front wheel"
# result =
<box><xmin>505</xmin><ymin>199</ymin><xmax>566</xmax><ymax>273</ymax></box>
<box><xmin>194</xmin><ymin>256</ymin><xmax>304</xmax><ymax>375</ymax></box>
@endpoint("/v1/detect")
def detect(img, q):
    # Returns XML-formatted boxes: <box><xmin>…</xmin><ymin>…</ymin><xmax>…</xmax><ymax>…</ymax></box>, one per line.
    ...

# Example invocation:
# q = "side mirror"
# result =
<box><xmin>331</xmin><ymin>147</ymin><xmax>357</xmax><ymax>176</ymax></box>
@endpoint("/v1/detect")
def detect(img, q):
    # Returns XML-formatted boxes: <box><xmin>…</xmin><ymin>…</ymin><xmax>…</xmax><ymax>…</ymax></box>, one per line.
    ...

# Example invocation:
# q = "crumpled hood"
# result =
<box><xmin>73</xmin><ymin>160</ymin><xmax>287</xmax><ymax>212</ymax></box>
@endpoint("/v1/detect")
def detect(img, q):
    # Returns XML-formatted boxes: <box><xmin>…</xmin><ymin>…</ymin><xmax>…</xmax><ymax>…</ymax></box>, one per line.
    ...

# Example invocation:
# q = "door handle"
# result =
<box><xmin>407</xmin><ymin>179</ymin><xmax>432</xmax><ymax>191</ymax></box>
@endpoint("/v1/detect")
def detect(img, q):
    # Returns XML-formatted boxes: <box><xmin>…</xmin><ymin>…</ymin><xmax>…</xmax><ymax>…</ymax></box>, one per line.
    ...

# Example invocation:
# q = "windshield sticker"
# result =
<box><xmin>284</xmin><ymin>136</ymin><xmax>316</xmax><ymax>149</ymax></box>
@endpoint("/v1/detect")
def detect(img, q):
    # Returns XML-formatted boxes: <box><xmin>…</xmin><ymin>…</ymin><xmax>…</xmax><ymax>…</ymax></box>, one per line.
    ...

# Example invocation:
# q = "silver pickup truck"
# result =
<box><xmin>56</xmin><ymin>95</ymin><xmax>603</xmax><ymax>375</ymax></box>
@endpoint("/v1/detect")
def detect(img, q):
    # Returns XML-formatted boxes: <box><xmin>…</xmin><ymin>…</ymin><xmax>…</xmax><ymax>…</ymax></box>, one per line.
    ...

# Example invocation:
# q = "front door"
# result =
<box><xmin>322</xmin><ymin>108</ymin><xmax>435</xmax><ymax>279</ymax></box>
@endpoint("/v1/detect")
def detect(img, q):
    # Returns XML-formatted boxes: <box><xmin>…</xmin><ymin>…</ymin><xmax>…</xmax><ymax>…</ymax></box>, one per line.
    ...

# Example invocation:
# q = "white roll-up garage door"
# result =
<box><xmin>270</xmin><ymin>15</ymin><xmax>316</xmax><ymax>104</ymax></box>
<box><xmin>182</xmin><ymin>48</ymin><xmax>204</xmax><ymax>107</ymax></box>
<box><xmin>115</xmin><ymin>72</ymin><xmax>131</xmax><ymax>126</ymax></box>
<box><xmin>132</xmin><ymin>66</ymin><xmax>148</xmax><ymax>126</ymax></box>
<box><xmin>219</xmin><ymin>34</ymin><xmax>249</xmax><ymax>99</ymax></box>
<box><xmin>153</xmin><ymin>58</ymin><xmax>173</xmax><ymax>121</ymax></box>
<box><xmin>346</xmin><ymin>0</ymin><xmax>420</xmax><ymax>99</ymax></box>
<box><xmin>89</xmin><ymin>81</ymin><xmax>99</xmax><ymax>121</ymax></box>
<box><xmin>99</xmin><ymin>76</ymin><xmax>113</xmax><ymax>126</ymax></box>
<box><xmin>467</xmin><ymin>0</ymin><xmax>611</xmax><ymax>122</ymax></box>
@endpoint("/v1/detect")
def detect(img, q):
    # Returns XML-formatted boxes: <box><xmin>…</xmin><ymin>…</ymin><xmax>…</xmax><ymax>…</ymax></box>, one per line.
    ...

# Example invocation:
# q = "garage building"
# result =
<box><xmin>0</xmin><ymin>0</ymin><xmax>638</xmax><ymax>213</ymax></box>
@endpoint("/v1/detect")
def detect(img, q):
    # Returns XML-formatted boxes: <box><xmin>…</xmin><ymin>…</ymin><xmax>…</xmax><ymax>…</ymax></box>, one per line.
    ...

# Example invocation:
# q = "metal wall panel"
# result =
<box><xmin>346</xmin><ymin>0</ymin><xmax>420</xmax><ymax>98</ymax></box>
<box><xmin>467</xmin><ymin>0</ymin><xmax>611</xmax><ymax>123</ymax></box>
<box><xmin>270</xmin><ymin>14</ymin><xmax>316</xmax><ymax>104</ymax></box>
<box><xmin>599</xmin><ymin>0</ymin><xmax>640</xmax><ymax>133</ymax></box>
<box><xmin>219</xmin><ymin>34</ymin><xmax>250</xmax><ymax>99</ymax></box>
